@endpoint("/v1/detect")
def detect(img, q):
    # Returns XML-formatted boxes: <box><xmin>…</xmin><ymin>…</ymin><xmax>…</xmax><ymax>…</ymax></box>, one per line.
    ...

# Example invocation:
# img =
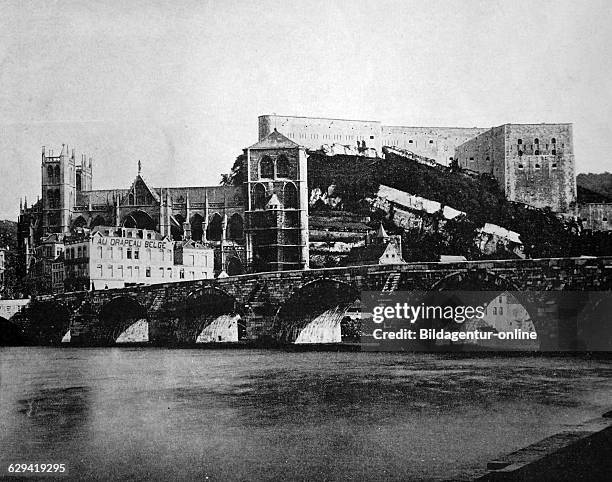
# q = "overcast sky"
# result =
<box><xmin>1</xmin><ymin>0</ymin><xmax>611</xmax><ymax>219</ymax></box>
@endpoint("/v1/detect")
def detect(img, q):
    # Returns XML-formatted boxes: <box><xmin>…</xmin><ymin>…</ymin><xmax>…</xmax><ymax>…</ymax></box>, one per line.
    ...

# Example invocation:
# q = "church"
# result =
<box><xmin>18</xmin><ymin>129</ymin><xmax>311</xmax><ymax>278</ymax></box>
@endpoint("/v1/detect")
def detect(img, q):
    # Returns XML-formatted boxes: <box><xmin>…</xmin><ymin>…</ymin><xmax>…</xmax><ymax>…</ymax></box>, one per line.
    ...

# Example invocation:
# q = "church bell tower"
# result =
<box><xmin>244</xmin><ymin>129</ymin><xmax>309</xmax><ymax>272</ymax></box>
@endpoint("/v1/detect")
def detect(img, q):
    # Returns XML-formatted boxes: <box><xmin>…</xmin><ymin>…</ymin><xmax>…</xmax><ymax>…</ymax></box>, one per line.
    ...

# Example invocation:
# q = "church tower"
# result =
<box><xmin>41</xmin><ymin>145</ymin><xmax>93</xmax><ymax>234</ymax></box>
<box><xmin>244</xmin><ymin>129</ymin><xmax>309</xmax><ymax>272</ymax></box>
<box><xmin>41</xmin><ymin>145</ymin><xmax>75</xmax><ymax>234</ymax></box>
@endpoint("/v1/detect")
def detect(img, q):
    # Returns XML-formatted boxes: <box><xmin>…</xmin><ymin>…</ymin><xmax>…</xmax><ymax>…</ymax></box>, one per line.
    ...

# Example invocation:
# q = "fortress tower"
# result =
<box><xmin>244</xmin><ymin>129</ymin><xmax>309</xmax><ymax>272</ymax></box>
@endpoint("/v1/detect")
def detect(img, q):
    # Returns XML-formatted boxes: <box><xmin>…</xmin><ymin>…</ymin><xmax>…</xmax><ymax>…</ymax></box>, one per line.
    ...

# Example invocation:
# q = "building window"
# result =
<box><xmin>551</xmin><ymin>163</ymin><xmax>557</xmax><ymax>168</ymax></box>
<box><xmin>535</xmin><ymin>163</ymin><xmax>541</xmax><ymax>169</ymax></box>
<box><xmin>146</xmin><ymin>267</ymin><xmax>151</xmax><ymax>277</ymax></box>
<box><xmin>518</xmin><ymin>164</ymin><xmax>524</xmax><ymax>169</ymax></box>
<box><xmin>535</xmin><ymin>150</ymin><xmax>540</xmax><ymax>155</ymax></box>
<box><xmin>469</xmin><ymin>157</ymin><xmax>474</xmax><ymax>161</ymax></box>
<box><xmin>160</xmin><ymin>268</ymin><xmax>164</xmax><ymax>278</ymax></box>
<box><xmin>551</xmin><ymin>150</ymin><xmax>556</xmax><ymax>155</ymax></box>
<box><xmin>127</xmin><ymin>249</ymin><xmax>132</xmax><ymax>259</ymax></box>
<box><xmin>97</xmin><ymin>246</ymin><xmax>103</xmax><ymax>258</ymax></box>
<box><xmin>534</xmin><ymin>138</ymin><xmax>539</xmax><ymax>145</ymax></box>
<box><xmin>108</xmin><ymin>265</ymin><xmax>113</xmax><ymax>277</ymax></box>
<box><xmin>493</xmin><ymin>307</ymin><xmax>497</xmax><ymax>315</ymax></box>
<box><xmin>283</xmin><ymin>182</ymin><xmax>298</xmax><ymax>209</ymax></box>
<box><xmin>168</xmin><ymin>268</ymin><xmax>172</xmax><ymax>278</ymax></box>
<box><xmin>429</xmin><ymin>140</ymin><xmax>433</xmax><ymax>144</ymax></box>
<box><xmin>252</xmin><ymin>183</ymin><xmax>267</xmax><ymax>210</ymax></box>
<box><xmin>517</xmin><ymin>139</ymin><xmax>522</xmax><ymax>145</ymax></box>
<box><xmin>260</xmin><ymin>156</ymin><xmax>274</xmax><ymax>179</ymax></box>
<box><xmin>135</xmin><ymin>266</ymin><xmax>140</xmax><ymax>277</ymax></box>
<box><xmin>551</xmin><ymin>138</ymin><xmax>556</xmax><ymax>144</ymax></box>
<box><xmin>277</xmin><ymin>155</ymin><xmax>291</xmax><ymax>178</ymax></box>
<box><xmin>180</xmin><ymin>269</ymin><xmax>185</xmax><ymax>279</ymax></box>
<box><xmin>370</xmin><ymin>135</ymin><xmax>374</xmax><ymax>139</ymax></box>
<box><xmin>518</xmin><ymin>150</ymin><xmax>523</xmax><ymax>157</ymax></box>
<box><xmin>97</xmin><ymin>265</ymin><xmax>103</xmax><ymax>277</ymax></box>
<box><xmin>499</xmin><ymin>307</ymin><xmax>503</xmax><ymax>315</ymax></box>
<box><xmin>409</xmin><ymin>140</ymin><xmax>413</xmax><ymax>144</ymax></box>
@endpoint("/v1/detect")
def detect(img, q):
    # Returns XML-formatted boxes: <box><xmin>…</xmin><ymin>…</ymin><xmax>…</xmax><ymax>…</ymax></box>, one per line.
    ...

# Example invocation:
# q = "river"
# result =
<box><xmin>1</xmin><ymin>348</ymin><xmax>611</xmax><ymax>481</ymax></box>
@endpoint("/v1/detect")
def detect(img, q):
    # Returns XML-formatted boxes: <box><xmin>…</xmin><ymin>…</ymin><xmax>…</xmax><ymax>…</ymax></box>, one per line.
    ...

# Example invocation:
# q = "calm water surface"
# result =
<box><xmin>1</xmin><ymin>348</ymin><xmax>611</xmax><ymax>481</ymax></box>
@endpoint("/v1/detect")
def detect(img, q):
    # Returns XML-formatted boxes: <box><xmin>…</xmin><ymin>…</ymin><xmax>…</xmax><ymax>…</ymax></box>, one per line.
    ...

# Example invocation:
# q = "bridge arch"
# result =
<box><xmin>0</xmin><ymin>316</ymin><xmax>26</xmax><ymax>345</ymax></box>
<box><xmin>426</xmin><ymin>270</ymin><xmax>539</xmax><ymax>350</ymax></box>
<box><xmin>179</xmin><ymin>287</ymin><xmax>242</xmax><ymax>343</ymax></box>
<box><xmin>23</xmin><ymin>301</ymin><xmax>72</xmax><ymax>345</ymax></box>
<box><xmin>99</xmin><ymin>296</ymin><xmax>149</xmax><ymax>344</ymax></box>
<box><xmin>275</xmin><ymin>278</ymin><xmax>360</xmax><ymax>344</ymax></box>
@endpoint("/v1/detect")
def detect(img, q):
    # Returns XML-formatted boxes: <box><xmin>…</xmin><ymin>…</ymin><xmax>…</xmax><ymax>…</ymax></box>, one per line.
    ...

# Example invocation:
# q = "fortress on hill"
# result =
<box><xmin>259</xmin><ymin>115</ymin><xmax>576</xmax><ymax>213</ymax></box>
<box><xmin>17</xmin><ymin>114</ymin><xmax>592</xmax><ymax>288</ymax></box>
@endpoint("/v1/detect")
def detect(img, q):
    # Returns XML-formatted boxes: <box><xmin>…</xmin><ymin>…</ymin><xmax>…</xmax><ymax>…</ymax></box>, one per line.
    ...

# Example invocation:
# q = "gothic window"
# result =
<box><xmin>207</xmin><ymin>214</ymin><xmax>223</xmax><ymax>241</ymax></box>
<box><xmin>54</xmin><ymin>165</ymin><xmax>60</xmax><ymax>181</ymax></box>
<box><xmin>252</xmin><ymin>183</ymin><xmax>267</xmax><ymax>210</ymax></box>
<box><xmin>190</xmin><ymin>213</ymin><xmax>204</xmax><ymax>241</ymax></box>
<box><xmin>277</xmin><ymin>155</ymin><xmax>291</xmax><ymax>178</ymax></box>
<box><xmin>260</xmin><ymin>156</ymin><xmax>274</xmax><ymax>179</ymax></box>
<box><xmin>47</xmin><ymin>166</ymin><xmax>54</xmax><ymax>181</ymax></box>
<box><xmin>283</xmin><ymin>182</ymin><xmax>298</xmax><ymax>209</ymax></box>
<box><xmin>227</xmin><ymin>213</ymin><xmax>244</xmax><ymax>240</ymax></box>
<box><xmin>76</xmin><ymin>173</ymin><xmax>82</xmax><ymax>191</ymax></box>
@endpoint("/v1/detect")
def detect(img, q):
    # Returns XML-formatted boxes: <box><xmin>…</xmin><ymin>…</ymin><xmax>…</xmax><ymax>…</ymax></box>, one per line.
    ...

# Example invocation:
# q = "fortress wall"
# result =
<box><xmin>259</xmin><ymin>115</ymin><xmax>382</xmax><ymax>152</ymax></box>
<box><xmin>381</xmin><ymin>126</ymin><xmax>488</xmax><ymax>165</ymax></box>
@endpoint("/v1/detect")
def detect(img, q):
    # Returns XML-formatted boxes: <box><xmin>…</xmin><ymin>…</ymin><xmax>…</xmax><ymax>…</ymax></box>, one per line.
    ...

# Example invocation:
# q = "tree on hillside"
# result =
<box><xmin>220</xmin><ymin>154</ymin><xmax>246</xmax><ymax>186</ymax></box>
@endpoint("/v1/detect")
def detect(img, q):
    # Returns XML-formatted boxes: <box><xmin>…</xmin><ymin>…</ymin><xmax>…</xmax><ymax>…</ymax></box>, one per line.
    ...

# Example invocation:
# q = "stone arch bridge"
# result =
<box><xmin>6</xmin><ymin>257</ymin><xmax>612</xmax><ymax>350</ymax></box>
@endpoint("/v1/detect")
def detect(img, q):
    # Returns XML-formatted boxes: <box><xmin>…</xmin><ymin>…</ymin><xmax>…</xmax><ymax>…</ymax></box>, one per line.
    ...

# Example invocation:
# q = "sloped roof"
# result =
<box><xmin>122</xmin><ymin>175</ymin><xmax>160</xmax><ymax>205</ymax></box>
<box><xmin>247</xmin><ymin>129</ymin><xmax>300</xmax><ymax>150</ymax></box>
<box><xmin>343</xmin><ymin>243</ymin><xmax>388</xmax><ymax>266</ymax></box>
<box><xmin>376</xmin><ymin>223</ymin><xmax>389</xmax><ymax>239</ymax></box>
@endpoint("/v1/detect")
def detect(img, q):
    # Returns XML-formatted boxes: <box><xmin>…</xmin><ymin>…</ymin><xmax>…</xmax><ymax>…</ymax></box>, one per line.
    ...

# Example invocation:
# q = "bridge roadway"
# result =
<box><xmin>4</xmin><ymin>256</ymin><xmax>612</xmax><ymax>349</ymax></box>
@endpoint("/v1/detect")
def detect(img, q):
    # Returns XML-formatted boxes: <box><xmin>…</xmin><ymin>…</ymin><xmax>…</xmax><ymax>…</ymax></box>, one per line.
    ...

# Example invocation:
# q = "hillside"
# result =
<box><xmin>307</xmin><ymin>150</ymin><xmax>582</xmax><ymax>258</ymax></box>
<box><xmin>0</xmin><ymin>220</ymin><xmax>17</xmax><ymax>250</ymax></box>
